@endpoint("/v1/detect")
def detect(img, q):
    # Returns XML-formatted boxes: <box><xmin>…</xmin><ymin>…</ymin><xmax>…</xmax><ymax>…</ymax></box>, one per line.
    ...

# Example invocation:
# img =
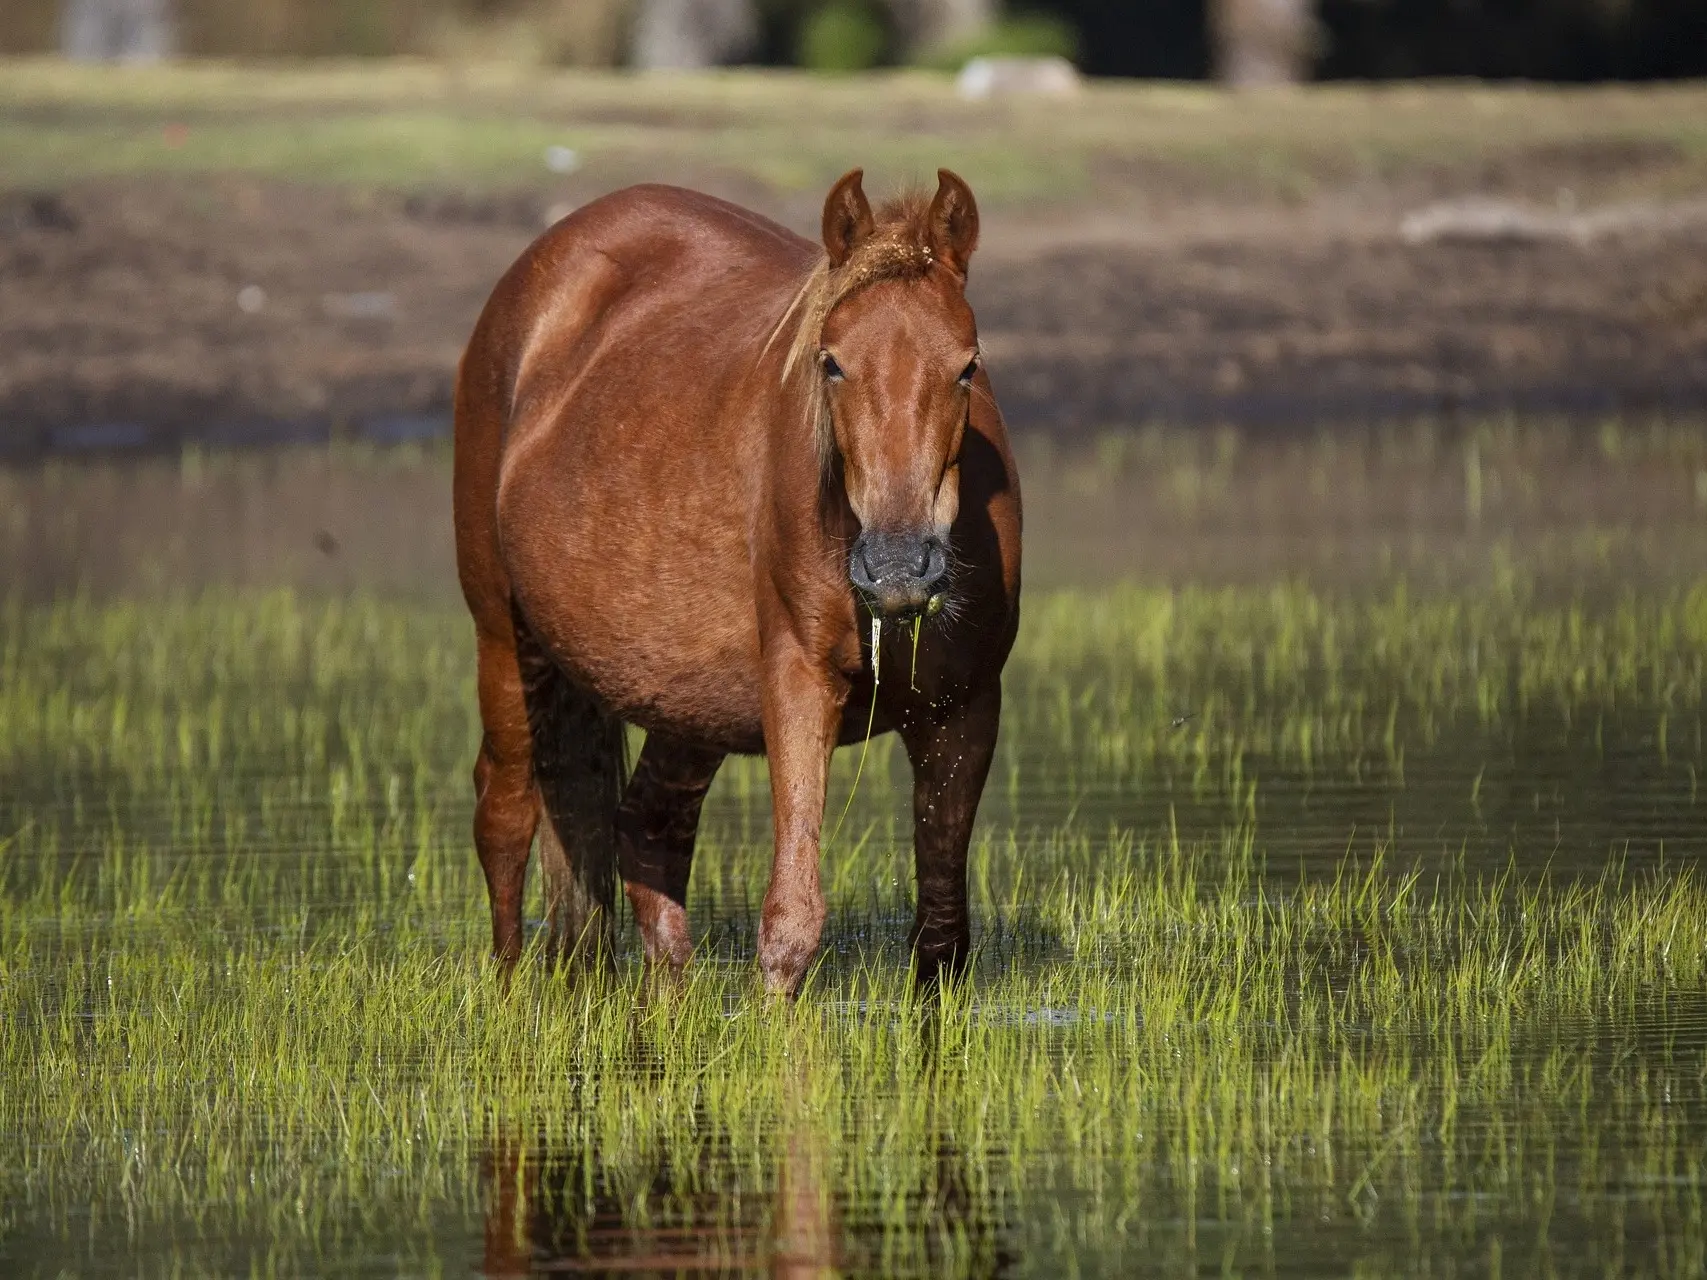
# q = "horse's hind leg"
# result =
<box><xmin>473</xmin><ymin>631</ymin><xmax>541</xmax><ymax>967</ymax></box>
<box><xmin>518</xmin><ymin>626</ymin><xmax>627</xmax><ymax>969</ymax></box>
<box><xmin>617</xmin><ymin>734</ymin><xmax>724</xmax><ymax>971</ymax></box>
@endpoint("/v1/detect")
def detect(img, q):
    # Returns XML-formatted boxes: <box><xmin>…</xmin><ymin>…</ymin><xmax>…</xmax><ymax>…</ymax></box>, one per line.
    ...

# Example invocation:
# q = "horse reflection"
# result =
<box><xmin>479</xmin><ymin>1110</ymin><xmax>1010</xmax><ymax>1276</ymax></box>
<box><xmin>480</xmin><ymin>1123</ymin><xmax>832</xmax><ymax>1277</ymax></box>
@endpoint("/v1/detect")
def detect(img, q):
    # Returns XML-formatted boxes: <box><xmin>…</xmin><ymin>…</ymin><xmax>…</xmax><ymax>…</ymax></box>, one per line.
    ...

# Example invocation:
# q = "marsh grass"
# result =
<box><xmin>2</xmin><ymin>586</ymin><xmax>1706</xmax><ymax>1274</ymax></box>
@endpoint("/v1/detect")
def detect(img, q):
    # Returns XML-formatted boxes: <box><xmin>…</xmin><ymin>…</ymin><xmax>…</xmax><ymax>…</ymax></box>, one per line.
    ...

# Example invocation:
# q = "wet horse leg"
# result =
<box><xmin>473</xmin><ymin>630</ymin><xmax>541</xmax><ymax>967</ymax></box>
<box><xmin>899</xmin><ymin>681</ymin><xmax>1002</xmax><ymax>985</ymax></box>
<box><xmin>618</xmin><ymin>734</ymin><xmax>724</xmax><ymax>971</ymax></box>
<box><xmin>757</xmin><ymin>646</ymin><xmax>842</xmax><ymax>995</ymax></box>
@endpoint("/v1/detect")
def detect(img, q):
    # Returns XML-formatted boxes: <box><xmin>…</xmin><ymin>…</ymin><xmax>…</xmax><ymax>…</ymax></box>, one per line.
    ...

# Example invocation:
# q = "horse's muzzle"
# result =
<box><xmin>849</xmin><ymin>530</ymin><xmax>948</xmax><ymax>618</ymax></box>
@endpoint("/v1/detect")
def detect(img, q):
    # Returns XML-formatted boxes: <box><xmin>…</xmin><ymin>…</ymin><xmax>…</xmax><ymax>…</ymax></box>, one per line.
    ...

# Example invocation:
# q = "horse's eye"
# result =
<box><xmin>820</xmin><ymin>352</ymin><xmax>844</xmax><ymax>381</ymax></box>
<box><xmin>958</xmin><ymin>357</ymin><xmax>979</xmax><ymax>386</ymax></box>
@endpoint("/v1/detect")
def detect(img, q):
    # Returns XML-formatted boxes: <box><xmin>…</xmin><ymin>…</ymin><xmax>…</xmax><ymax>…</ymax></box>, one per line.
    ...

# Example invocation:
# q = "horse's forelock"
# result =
<box><xmin>771</xmin><ymin>189</ymin><xmax>947</xmax><ymax>466</ymax></box>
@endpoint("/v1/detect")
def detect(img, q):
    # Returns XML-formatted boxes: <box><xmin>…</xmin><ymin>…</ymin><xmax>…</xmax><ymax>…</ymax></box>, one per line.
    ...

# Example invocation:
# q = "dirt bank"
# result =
<box><xmin>3</xmin><ymin>172</ymin><xmax>1705</xmax><ymax>452</ymax></box>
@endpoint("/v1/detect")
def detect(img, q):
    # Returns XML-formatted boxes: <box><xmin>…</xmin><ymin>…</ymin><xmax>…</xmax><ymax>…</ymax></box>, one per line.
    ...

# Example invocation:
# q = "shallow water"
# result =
<box><xmin>2</xmin><ymin>588</ymin><xmax>1706</xmax><ymax>1277</ymax></box>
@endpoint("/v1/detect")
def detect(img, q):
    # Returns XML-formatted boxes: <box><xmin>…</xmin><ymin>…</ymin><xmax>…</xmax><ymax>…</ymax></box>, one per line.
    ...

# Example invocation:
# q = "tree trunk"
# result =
<box><xmin>61</xmin><ymin>0</ymin><xmax>174</xmax><ymax>61</ymax></box>
<box><xmin>631</xmin><ymin>0</ymin><xmax>756</xmax><ymax>69</ymax></box>
<box><xmin>889</xmin><ymin>0</ymin><xmax>992</xmax><ymax>56</ymax></box>
<box><xmin>1209</xmin><ymin>0</ymin><xmax>1313</xmax><ymax>86</ymax></box>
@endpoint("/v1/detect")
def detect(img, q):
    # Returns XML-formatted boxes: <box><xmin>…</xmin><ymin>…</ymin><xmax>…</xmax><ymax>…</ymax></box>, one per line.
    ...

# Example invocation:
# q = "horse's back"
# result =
<box><xmin>462</xmin><ymin>183</ymin><xmax>809</xmax><ymax>432</ymax></box>
<box><xmin>457</xmin><ymin>185</ymin><xmax>803</xmax><ymax>587</ymax></box>
<box><xmin>454</xmin><ymin>185</ymin><xmax>812</xmax><ymax>744</ymax></box>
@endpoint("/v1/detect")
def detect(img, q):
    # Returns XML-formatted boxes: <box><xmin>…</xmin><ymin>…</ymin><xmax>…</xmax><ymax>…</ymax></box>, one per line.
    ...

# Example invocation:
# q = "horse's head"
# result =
<box><xmin>804</xmin><ymin>168</ymin><xmax>982</xmax><ymax>621</ymax></box>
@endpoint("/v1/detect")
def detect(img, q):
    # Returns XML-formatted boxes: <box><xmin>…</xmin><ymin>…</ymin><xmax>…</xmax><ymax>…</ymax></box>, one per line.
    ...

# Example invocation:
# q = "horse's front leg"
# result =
<box><xmin>757</xmin><ymin>644</ymin><xmax>844</xmax><ymax>996</ymax></box>
<box><xmin>899</xmin><ymin>680</ymin><xmax>1002</xmax><ymax>985</ymax></box>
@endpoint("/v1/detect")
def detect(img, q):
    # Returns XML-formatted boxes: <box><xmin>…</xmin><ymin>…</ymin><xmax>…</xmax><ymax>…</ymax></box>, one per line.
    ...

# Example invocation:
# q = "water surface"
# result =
<box><xmin>2</xmin><ymin>581</ymin><xmax>1705</xmax><ymax>1277</ymax></box>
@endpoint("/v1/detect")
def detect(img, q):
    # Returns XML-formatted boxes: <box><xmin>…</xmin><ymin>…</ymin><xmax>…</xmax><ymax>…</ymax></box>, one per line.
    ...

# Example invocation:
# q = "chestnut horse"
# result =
<box><xmin>454</xmin><ymin>168</ymin><xmax>1021</xmax><ymax>994</ymax></box>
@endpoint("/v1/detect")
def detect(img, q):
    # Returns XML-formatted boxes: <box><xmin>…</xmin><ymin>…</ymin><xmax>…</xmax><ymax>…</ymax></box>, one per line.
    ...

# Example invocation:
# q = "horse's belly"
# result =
<box><xmin>501</xmin><ymin>480</ymin><xmax>768</xmax><ymax>751</ymax></box>
<box><xmin>574</xmin><ymin>597</ymin><xmax>767</xmax><ymax>751</ymax></box>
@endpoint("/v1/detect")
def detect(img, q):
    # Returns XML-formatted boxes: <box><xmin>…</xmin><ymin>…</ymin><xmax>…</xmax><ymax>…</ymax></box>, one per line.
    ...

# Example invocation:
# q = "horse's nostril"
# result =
<box><xmin>856</xmin><ymin>547</ymin><xmax>879</xmax><ymax>584</ymax></box>
<box><xmin>921</xmin><ymin>538</ymin><xmax>948</xmax><ymax>586</ymax></box>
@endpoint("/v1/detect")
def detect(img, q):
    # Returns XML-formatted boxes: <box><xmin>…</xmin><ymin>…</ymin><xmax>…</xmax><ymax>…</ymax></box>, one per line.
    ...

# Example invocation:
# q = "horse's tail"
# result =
<box><xmin>516</xmin><ymin>620</ymin><xmax>628</xmax><ymax>969</ymax></box>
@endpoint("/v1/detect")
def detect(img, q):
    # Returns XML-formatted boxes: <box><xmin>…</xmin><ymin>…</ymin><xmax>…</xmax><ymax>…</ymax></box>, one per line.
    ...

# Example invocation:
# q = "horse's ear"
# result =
<box><xmin>822</xmin><ymin>169</ymin><xmax>876</xmax><ymax>268</ymax></box>
<box><xmin>926</xmin><ymin>168</ymin><xmax>980</xmax><ymax>277</ymax></box>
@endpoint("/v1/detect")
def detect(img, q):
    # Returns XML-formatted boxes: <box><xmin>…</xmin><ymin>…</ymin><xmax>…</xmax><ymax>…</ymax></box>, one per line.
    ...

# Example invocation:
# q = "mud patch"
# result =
<box><xmin>2</xmin><ymin>175</ymin><xmax>1705</xmax><ymax>452</ymax></box>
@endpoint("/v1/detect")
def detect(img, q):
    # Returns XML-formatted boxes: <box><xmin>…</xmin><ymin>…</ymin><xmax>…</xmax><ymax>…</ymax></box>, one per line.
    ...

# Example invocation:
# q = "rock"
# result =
<box><xmin>955</xmin><ymin>56</ymin><xmax>1081</xmax><ymax>100</ymax></box>
<box><xmin>1400</xmin><ymin>196</ymin><xmax>1707</xmax><ymax>247</ymax></box>
<box><xmin>61</xmin><ymin>0</ymin><xmax>174</xmax><ymax>63</ymax></box>
<box><xmin>0</xmin><ymin>193</ymin><xmax>80</xmax><ymax>234</ymax></box>
<box><xmin>1400</xmin><ymin>198</ymin><xmax>1570</xmax><ymax>246</ymax></box>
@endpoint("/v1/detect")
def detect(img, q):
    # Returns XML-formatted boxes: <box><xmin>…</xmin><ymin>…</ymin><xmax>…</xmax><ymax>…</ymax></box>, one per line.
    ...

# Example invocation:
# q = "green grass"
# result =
<box><xmin>2</xmin><ymin>586</ymin><xmax>1706</xmax><ymax>1274</ymax></box>
<box><xmin>3</xmin><ymin>58</ymin><xmax>1707</xmax><ymax>202</ymax></box>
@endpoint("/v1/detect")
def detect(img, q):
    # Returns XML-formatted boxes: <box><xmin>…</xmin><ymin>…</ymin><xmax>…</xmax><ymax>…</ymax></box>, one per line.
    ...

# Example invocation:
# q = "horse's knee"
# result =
<box><xmin>758</xmin><ymin>882</ymin><xmax>826</xmax><ymax>996</ymax></box>
<box><xmin>615</xmin><ymin>792</ymin><xmax>689</xmax><ymax>892</ymax></box>
<box><xmin>616</xmin><ymin>739</ymin><xmax>720</xmax><ymax>970</ymax></box>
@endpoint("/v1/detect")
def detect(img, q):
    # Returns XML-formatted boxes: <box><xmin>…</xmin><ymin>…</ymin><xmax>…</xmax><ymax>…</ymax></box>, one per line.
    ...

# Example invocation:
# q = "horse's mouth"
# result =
<box><xmin>857</xmin><ymin>582</ymin><xmax>947</xmax><ymax>622</ymax></box>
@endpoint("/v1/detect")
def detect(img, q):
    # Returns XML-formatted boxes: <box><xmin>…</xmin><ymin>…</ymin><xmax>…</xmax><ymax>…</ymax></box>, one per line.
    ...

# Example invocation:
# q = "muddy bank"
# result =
<box><xmin>3</xmin><ymin>176</ymin><xmax>1706</xmax><ymax>452</ymax></box>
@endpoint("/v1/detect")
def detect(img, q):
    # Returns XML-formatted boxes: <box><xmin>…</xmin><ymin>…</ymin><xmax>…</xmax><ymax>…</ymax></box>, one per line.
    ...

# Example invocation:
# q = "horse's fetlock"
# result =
<box><xmin>757</xmin><ymin>900</ymin><xmax>824</xmax><ymax>995</ymax></box>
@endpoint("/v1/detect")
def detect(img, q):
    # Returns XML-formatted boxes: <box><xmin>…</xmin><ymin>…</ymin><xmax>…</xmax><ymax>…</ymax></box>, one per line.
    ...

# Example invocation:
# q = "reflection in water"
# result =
<box><xmin>478</xmin><ymin>1123</ymin><xmax>1011</xmax><ymax>1277</ymax></box>
<box><xmin>771</xmin><ymin>1091</ymin><xmax>836</xmax><ymax>1280</ymax></box>
<box><xmin>480</xmin><ymin>1127</ymin><xmax>782</xmax><ymax>1276</ymax></box>
<box><xmin>480</xmin><ymin>1040</ymin><xmax>1013</xmax><ymax>1277</ymax></box>
<box><xmin>8</xmin><ymin>428</ymin><xmax>1707</xmax><ymax>599</ymax></box>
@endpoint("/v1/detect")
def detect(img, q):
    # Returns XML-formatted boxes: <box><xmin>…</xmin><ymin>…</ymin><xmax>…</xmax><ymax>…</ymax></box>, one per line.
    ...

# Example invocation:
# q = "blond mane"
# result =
<box><xmin>767</xmin><ymin>192</ymin><xmax>945</xmax><ymax>465</ymax></box>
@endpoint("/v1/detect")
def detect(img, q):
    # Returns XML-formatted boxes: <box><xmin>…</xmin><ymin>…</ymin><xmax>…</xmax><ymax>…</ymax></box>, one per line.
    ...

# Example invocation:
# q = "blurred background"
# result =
<box><xmin>4</xmin><ymin>0</ymin><xmax>1706</xmax><ymax>77</ymax></box>
<box><xmin>3</xmin><ymin>0</ymin><xmax>1706</xmax><ymax>594</ymax></box>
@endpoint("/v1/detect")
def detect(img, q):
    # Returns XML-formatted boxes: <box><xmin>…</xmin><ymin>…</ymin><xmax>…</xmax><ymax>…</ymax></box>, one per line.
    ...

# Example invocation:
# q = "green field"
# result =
<box><xmin>3</xmin><ymin>583</ymin><xmax>1705</xmax><ymax>1274</ymax></box>
<box><xmin>5</xmin><ymin>57</ymin><xmax>1707</xmax><ymax>202</ymax></box>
